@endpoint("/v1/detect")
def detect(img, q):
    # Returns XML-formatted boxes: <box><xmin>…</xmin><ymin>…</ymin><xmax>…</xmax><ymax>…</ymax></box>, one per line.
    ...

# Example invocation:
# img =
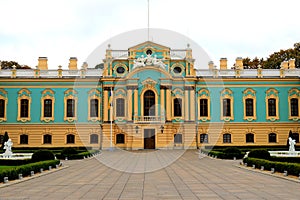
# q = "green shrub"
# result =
<box><xmin>243</xmin><ymin>157</ymin><xmax>300</xmax><ymax>176</ymax></box>
<box><xmin>61</xmin><ymin>147</ymin><xmax>77</xmax><ymax>156</ymax></box>
<box><xmin>31</xmin><ymin>150</ymin><xmax>55</xmax><ymax>162</ymax></box>
<box><xmin>248</xmin><ymin>149</ymin><xmax>270</xmax><ymax>159</ymax></box>
<box><xmin>269</xmin><ymin>156</ymin><xmax>300</xmax><ymax>163</ymax></box>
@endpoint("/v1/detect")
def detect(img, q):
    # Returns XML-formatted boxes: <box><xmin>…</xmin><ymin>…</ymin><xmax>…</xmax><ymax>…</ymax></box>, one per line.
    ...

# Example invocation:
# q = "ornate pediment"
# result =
<box><xmin>133</xmin><ymin>54</ymin><xmax>166</xmax><ymax>69</ymax></box>
<box><xmin>141</xmin><ymin>78</ymin><xmax>157</xmax><ymax>89</ymax></box>
<box><xmin>129</xmin><ymin>41</ymin><xmax>170</xmax><ymax>51</ymax></box>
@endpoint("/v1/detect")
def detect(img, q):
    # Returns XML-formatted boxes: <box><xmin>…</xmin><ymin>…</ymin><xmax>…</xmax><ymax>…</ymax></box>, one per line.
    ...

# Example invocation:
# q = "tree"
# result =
<box><xmin>95</xmin><ymin>63</ymin><xmax>104</xmax><ymax>69</ymax></box>
<box><xmin>243</xmin><ymin>42</ymin><xmax>300</xmax><ymax>69</ymax></box>
<box><xmin>0</xmin><ymin>60</ymin><xmax>31</xmax><ymax>69</ymax></box>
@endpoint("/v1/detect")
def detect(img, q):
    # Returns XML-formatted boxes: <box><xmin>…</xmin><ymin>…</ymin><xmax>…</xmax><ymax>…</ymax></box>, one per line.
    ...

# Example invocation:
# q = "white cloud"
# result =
<box><xmin>0</xmin><ymin>0</ymin><xmax>299</xmax><ymax>69</ymax></box>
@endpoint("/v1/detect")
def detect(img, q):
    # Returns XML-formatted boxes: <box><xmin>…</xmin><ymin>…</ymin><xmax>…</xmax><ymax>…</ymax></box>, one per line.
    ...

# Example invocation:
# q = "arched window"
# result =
<box><xmin>173</xmin><ymin>98</ymin><xmax>182</xmax><ymax>117</ymax></box>
<box><xmin>174</xmin><ymin>134</ymin><xmax>182</xmax><ymax>144</ymax></box>
<box><xmin>43</xmin><ymin>134</ymin><xmax>52</xmax><ymax>144</ymax></box>
<box><xmin>90</xmin><ymin>99</ymin><xmax>99</xmax><ymax>118</ymax></box>
<box><xmin>200</xmin><ymin>134</ymin><xmax>208</xmax><ymax>143</ymax></box>
<box><xmin>20</xmin><ymin>134</ymin><xmax>28</xmax><ymax>144</ymax></box>
<box><xmin>67</xmin><ymin>134</ymin><xmax>75</xmax><ymax>144</ymax></box>
<box><xmin>67</xmin><ymin>99</ymin><xmax>75</xmax><ymax>117</ymax></box>
<box><xmin>0</xmin><ymin>99</ymin><xmax>5</xmax><ymax>118</ymax></box>
<box><xmin>64</xmin><ymin>89</ymin><xmax>77</xmax><ymax>122</ymax></box>
<box><xmin>266</xmin><ymin>88</ymin><xmax>279</xmax><ymax>121</ymax></box>
<box><xmin>246</xmin><ymin>133</ymin><xmax>254</xmax><ymax>143</ymax></box>
<box><xmin>220</xmin><ymin>89</ymin><xmax>234</xmax><ymax>121</ymax></box>
<box><xmin>198</xmin><ymin>89</ymin><xmax>210</xmax><ymax>121</ymax></box>
<box><xmin>116</xmin><ymin>98</ymin><xmax>125</xmax><ymax>117</ymax></box>
<box><xmin>116</xmin><ymin>134</ymin><xmax>125</xmax><ymax>144</ymax></box>
<box><xmin>0</xmin><ymin>89</ymin><xmax>7</xmax><ymax>121</ymax></box>
<box><xmin>243</xmin><ymin>88</ymin><xmax>256</xmax><ymax>121</ymax></box>
<box><xmin>144</xmin><ymin>90</ymin><xmax>155</xmax><ymax>116</ymax></box>
<box><xmin>268</xmin><ymin>98</ymin><xmax>276</xmax><ymax>117</ymax></box>
<box><xmin>20</xmin><ymin>99</ymin><xmax>29</xmax><ymax>118</ymax></box>
<box><xmin>17</xmin><ymin>89</ymin><xmax>31</xmax><ymax>122</ymax></box>
<box><xmin>90</xmin><ymin>134</ymin><xmax>99</xmax><ymax>144</ymax></box>
<box><xmin>41</xmin><ymin>89</ymin><xmax>55</xmax><ymax>122</ymax></box>
<box><xmin>0</xmin><ymin>135</ymin><xmax>4</xmax><ymax>144</ymax></box>
<box><xmin>88</xmin><ymin>89</ymin><xmax>101</xmax><ymax>121</ymax></box>
<box><xmin>44</xmin><ymin>99</ymin><xmax>52</xmax><ymax>117</ymax></box>
<box><xmin>290</xmin><ymin>98</ymin><xmax>299</xmax><ymax>117</ymax></box>
<box><xmin>268</xmin><ymin>133</ymin><xmax>277</xmax><ymax>143</ymax></box>
<box><xmin>223</xmin><ymin>133</ymin><xmax>231</xmax><ymax>143</ymax></box>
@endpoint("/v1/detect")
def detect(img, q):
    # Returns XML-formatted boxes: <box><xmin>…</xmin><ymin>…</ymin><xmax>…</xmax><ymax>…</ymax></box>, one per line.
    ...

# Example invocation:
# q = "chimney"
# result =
<box><xmin>288</xmin><ymin>59</ymin><xmax>295</xmax><ymax>69</ymax></box>
<box><xmin>220</xmin><ymin>58</ymin><xmax>227</xmax><ymax>70</ymax></box>
<box><xmin>69</xmin><ymin>57</ymin><xmax>78</xmax><ymax>70</ymax></box>
<box><xmin>208</xmin><ymin>61</ymin><xmax>214</xmax><ymax>70</ymax></box>
<box><xmin>235</xmin><ymin>57</ymin><xmax>243</xmax><ymax>69</ymax></box>
<box><xmin>38</xmin><ymin>57</ymin><xmax>48</xmax><ymax>70</ymax></box>
<box><xmin>281</xmin><ymin>61</ymin><xmax>288</xmax><ymax>69</ymax></box>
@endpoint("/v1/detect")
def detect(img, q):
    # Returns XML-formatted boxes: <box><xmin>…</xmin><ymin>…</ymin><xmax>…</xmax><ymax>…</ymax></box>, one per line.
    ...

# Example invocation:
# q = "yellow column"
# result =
<box><xmin>160</xmin><ymin>87</ymin><xmax>165</xmax><ymax>119</ymax></box>
<box><xmin>190</xmin><ymin>89</ymin><xmax>195</xmax><ymax>121</ymax></box>
<box><xmin>127</xmin><ymin>89</ymin><xmax>132</xmax><ymax>121</ymax></box>
<box><xmin>104</xmin><ymin>90</ymin><xmax>108</xmax><ymax>122</ymax></box>
<box><xmin>134</xmin><ymin>89</ymin><xmax>138</xmax><ymax>119</ymax></box>
<box><xmin>185</xmin><ymin>89</ymin><xmax>189</xmax><ymax>121</ymax></box>
<box><xmin>166</xmin><ymin>88</ymin><xmax>171</xmax><ymax>121</ymax></box>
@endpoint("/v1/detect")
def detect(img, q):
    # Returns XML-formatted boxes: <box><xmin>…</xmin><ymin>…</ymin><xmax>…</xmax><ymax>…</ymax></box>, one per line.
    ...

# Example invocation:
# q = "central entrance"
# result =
<box><xmin>144</xmin><ymin>129</ymin><xmax>155</xmax><ymax>149</ymax></box>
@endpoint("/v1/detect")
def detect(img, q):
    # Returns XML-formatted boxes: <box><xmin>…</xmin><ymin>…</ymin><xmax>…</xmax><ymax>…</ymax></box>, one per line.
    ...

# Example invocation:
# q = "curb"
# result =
<box><xmin>0</xmin><ymin>164</ymin><xmax>69</xmax><ymax>188</ymax></box>
<box><xmin>235</xmin><ymin>164</ymin><xmax>300</xmax><ymax>183</ymax></box>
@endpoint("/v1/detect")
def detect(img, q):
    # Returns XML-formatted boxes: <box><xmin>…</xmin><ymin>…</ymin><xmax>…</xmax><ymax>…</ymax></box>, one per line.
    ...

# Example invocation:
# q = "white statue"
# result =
<box><xmin>133</xmin><ymin>55</ymin><xmax>146</xmax><ymax>68</ymax></box>
<box><xmin>288</xmin><ymin>137</ymin><xmax>296</xmax><ymax>152</ymax></box>
<box><xmin>133</xmin><ymin>54</ymin><xmax>165</xmax><ymax>68</ymax></box>
<box><xmin>153</xmin><ymin>55</ymin><xmax>166</xmax><ymax>68</ymax></box>
<box><xmin>3</xmin><ymin>138</ymin><xmax>13</xmax><ymax>158</ymax></box>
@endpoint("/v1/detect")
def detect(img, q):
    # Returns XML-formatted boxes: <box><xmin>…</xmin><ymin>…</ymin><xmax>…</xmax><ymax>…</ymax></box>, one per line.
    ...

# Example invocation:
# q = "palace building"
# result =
<box><xmin>0</xmin><ymin>41</ymin><xmax>299</xmax><ymax>150</ymax></box>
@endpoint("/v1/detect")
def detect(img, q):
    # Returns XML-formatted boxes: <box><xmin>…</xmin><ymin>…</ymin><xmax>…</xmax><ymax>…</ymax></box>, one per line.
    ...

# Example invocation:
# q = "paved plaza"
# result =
<box><xmin>0</xmin><ymin>150</ymin><xmax>299</xmax><ymax>199</ymax></box>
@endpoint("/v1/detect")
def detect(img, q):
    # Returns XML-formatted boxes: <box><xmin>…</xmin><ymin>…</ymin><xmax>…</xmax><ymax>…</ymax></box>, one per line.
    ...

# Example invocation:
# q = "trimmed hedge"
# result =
<box><xmin>201</xmin><ymin>148</ymin><xmax>245</xmax><ymax>159</ymax></box>
<box><xmin>0</xmin><ymin>159</ymin><xmax>32</xmax><ymax>166</ymax></box>
<box><xmin>248</xmin><ymin>149</ymin><xmax>270</xmax><ymax>159</ymax></box>
<box><xmin>269</xmin><ymin>156</ymin><xmax>300</xmax><ymax>163</ymax></box>
<box><xmin>56</xmin><ymin>149</ymin><xmax>100</xmax><ymax>160</ymax></box>
<box><xmin>0</xmin><ymin>160</ymin><xmax>60</xmax><ymax>182</ymax></box>
<box><xmin>243</xmin><ymin>157</ymin><xmax>300</xmax><ymax>176</ymax></box>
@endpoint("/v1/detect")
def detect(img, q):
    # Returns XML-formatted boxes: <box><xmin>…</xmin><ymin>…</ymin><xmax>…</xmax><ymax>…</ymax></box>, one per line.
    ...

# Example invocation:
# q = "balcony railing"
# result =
<box><xmin>134</xmin><ymin>116</ymin><xmax>165</xmax><ymax>123</ymax></box>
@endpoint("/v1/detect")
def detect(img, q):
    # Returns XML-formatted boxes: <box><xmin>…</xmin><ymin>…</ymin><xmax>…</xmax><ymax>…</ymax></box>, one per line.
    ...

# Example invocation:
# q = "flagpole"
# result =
<box><xmin>147</xmin><ymin>0</ymin><xmax>150</xmax><ymax>41</ymax></box>
<box><xmin>110</xmin><ymin>87</ymin><xmax>113</xmax><ymax>151</ymax></box>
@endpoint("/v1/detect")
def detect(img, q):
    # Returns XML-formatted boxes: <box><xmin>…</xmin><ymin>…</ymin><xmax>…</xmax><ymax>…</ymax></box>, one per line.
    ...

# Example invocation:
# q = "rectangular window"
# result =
<box><xmin>200</xmin><ymin>99</ymin><xmax>208</xmax><ymax>117</ymax></box>
<box><xmin>20</xmin><ymin>99</ymin><xmax>29</xmax><ymax>118</ymax></box>
<box><xmin>200</xmin><ymin>134</ymin><xmax>208</xmax><ymax>143</ymax></box>
<box><xmin>67</xmin><ymin>99</ymin><xmax>75</xmax><ymax>117</ymax></box>
<box><xmin>291</xmin><ymin>98</ymin><xmax>299</xmax><ymax>117</ymax></box>
<box><xmin>116</xmin><ymin>98</ymin><xmax>125</xmax><ymax>117</ymax></box>
<box><xmin>223</xmin><ymin>134</ymin><xmax>231</xmax><ymax>143</ymax></box>
<box><xmin>174</xmin><ymin>98</ymin><xmax>182</xmax><ymax>117</ymax></box>
<box><xmin>174</xmin><ymin>134</ymin><xmax>182</xmax><ymax>144</ymax></box>
<box><xmin>268</xmin><ymin>98</ymin><xmax>276</xmax><ymax>116</ymax></box>
<box><xmin>0</xmin><ymin>99</ymin><xmax>5</xmax><ymax>118</ymax></box>
<box><xmin>90</xmin><ymin>99</ymin><xmax>99</xmax><ymax>117</ymax></box>
<box><xmin>44</xmin><ymin>99</ymin><xmax>52</xmax><ymax>117</ymax></box>
<box><xmin>222</xmin><ymin>99</ymin><xmax>231</xmax><ymax>117</ymax></box>
<box><xmin>245</xmin><ymin>99</ymin><xmax>254</xmax><ymax>116</ymax></box>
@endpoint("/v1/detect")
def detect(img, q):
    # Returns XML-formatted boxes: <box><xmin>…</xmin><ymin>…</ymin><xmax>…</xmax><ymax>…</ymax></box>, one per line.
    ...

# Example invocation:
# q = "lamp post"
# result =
<box><xmin>160</xmin><ymin>125</ymin><xmax>164</xmax><ymax>134</ymax></box>
<box><xmin>135</xmin><ymin>126</ymin><xmax>139</xmax><ymax>134</ymax></box>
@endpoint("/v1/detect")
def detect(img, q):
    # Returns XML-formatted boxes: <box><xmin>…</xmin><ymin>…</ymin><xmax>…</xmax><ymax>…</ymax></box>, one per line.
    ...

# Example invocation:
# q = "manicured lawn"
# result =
<box><xmin>0</xmin><ymin>166</ymin><xmax>16</xmax><ymax>171</ymax></box>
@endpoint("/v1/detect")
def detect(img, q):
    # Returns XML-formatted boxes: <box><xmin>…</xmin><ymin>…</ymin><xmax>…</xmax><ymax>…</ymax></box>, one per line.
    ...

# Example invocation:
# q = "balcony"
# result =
<box><xmin>134</xmin><ymin>116</ymin><xmax>165</xmax><ymax>124</ymax></box>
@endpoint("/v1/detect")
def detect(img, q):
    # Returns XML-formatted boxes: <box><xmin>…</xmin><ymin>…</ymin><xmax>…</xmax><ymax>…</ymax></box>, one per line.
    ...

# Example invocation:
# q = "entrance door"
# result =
<box><xmin>144</xmin><ymin>90</ymin><xmax>155</xmax><ymax>116</ymax></box>
<box><xmin>144</xmin><ymin>129</ymin><xmax>155</xmax><ymax>149</ymax></box>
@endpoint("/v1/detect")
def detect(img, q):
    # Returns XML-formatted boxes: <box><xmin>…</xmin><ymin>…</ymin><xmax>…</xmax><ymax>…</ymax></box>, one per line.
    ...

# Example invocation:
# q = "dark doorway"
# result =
<box><xmin>144</xmin><ymin>129</ymin><xmax>155</xmax><ymax>149</ymax></box>
<box><xmin>144</xmin><ymin>90</ymin><xmax>155</xmax><ymax>116</ymax></box>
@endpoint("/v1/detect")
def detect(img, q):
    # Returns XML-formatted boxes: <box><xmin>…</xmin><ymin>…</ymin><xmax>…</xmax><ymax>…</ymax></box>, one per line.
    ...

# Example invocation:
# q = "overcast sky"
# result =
<box><xmin>1</xmin><ymin>0</ymin><xmax>299</xmax><ymax>69</ymax></box>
